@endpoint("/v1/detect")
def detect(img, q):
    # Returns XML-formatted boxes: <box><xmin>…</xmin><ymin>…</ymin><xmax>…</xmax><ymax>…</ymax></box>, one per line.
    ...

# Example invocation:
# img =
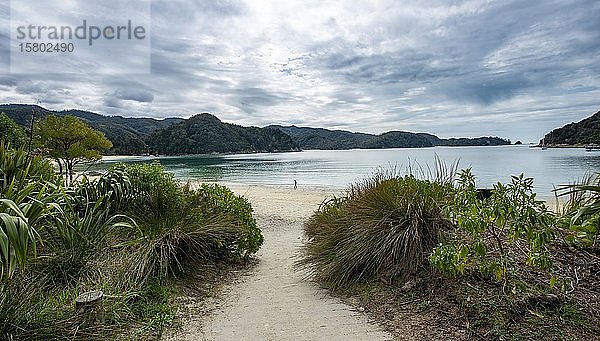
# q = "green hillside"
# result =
<box><xmin>148</xmin><ymin>113</ymin><xmax>299</xmax><ymax>155</ymax></box>
<box><xmin>2</xmin><ymin>103</ymin><xmax>512</xmax><ymax>155</ymax></box>
<box><xmin>269</xmin><ymin>125</ymin><xmax>510</xmax><ymax>149</ymax></box>
<box><xmin>542</xmin><ymin>110</ymin><xmax>600</xmax><ymax>146</ymax></box>
<box><xmin>0</xmin><ymin>104</ymin><xmax>182</xmax><ymax>155</ymax></box>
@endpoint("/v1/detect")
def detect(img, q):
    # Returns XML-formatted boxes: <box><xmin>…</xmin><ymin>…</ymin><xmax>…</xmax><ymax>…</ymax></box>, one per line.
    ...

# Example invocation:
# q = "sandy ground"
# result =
<box><xmin>101</xmin><ymin>155</ymin><xmax>157</xmax><ymax>162</ymax></box>
<box><xmin>168</xmin><ymin>184</ymin><xmax>393</xmax><ymax>341</ymax></box>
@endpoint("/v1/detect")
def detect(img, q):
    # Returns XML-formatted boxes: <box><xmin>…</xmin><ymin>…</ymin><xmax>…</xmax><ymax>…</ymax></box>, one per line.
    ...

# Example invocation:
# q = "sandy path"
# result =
<box><xmin>171</xmin><ymin>185</ymin><xmax>392</xmax><ymax>341</ymax></box>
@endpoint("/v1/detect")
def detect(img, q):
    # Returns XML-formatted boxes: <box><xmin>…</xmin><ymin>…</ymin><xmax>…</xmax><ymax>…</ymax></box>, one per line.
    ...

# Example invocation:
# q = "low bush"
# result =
<box><xmin>114</xmin><ymin>163</ymin><xmax>263</xmax><ymax>285</ymax></box>
<box><xmin>117</xmin><ymin>161</ymin><xmax>183</xmax><ymax>215</ymax></box>
<box><xmin>430</xmin><ymin>170</ymin><xmax>556</xmax><ymax>281</ymax></box>
<box><xmin>41</xmin><ymin>195</ymin><xmax>132</xmax><ymax>286</ymax></box>
<box><xmin>75</xmin><ymin>166</ymin><xmax>132</xmax><ymax>214</ymax></box>
<box><xmin>298</xmin><ymin>172</ymin><xmax>454</xmax><ymax>288</ymax></box>
<box><xmin>557</xmin><ymin>172</ymin><xmax>600</xmax><ymax>249</ymax></box>
<box><xmin>0</xmin><ymin>153</ymin><xmax>263</xmax><ymax>339</ymax></box>
<box><xmin>191</xmin><ymin>183</ymin><xmax>263</xmax><ymax>257</ymax></box>
<box><xmin>300</xmin><ymin>168</ymin><xmax>597</xmax><ymax>339</ymax></box>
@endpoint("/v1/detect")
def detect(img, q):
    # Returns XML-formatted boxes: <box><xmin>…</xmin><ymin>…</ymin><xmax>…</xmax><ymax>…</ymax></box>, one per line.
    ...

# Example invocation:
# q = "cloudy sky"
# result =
<box><xmin>1</xmin><ymin>0</ymin><xmax>599</xmax><ymax>142</ymax></box>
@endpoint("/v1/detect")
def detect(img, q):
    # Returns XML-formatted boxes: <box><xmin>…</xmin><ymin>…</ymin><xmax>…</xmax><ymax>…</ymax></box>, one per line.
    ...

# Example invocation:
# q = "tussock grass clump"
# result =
<box><xmin>118</xmin><ymin>162</ymin><xmax>263</xmax><ymax>285</ymax></box>
<box><xmin>299</xmin><ymin>172</ymin><xmax>454</xmax><ymax>288</ymax></box>
<box><xmin>0</xmin><ymin>152</ymin><xmax>263</xmax><ymax>339</ymax></box>
<box><xmin>557</xmin><ymin>171</ymin><xmax>600</xmax><ymax>249</ymax></box>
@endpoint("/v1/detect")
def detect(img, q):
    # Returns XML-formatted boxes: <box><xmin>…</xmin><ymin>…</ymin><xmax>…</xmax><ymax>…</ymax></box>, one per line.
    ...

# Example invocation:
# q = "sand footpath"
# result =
<box><xmin>169</xmin><ymin>184</ymin><xmax>392</xmax><ymax>341</ymax></box>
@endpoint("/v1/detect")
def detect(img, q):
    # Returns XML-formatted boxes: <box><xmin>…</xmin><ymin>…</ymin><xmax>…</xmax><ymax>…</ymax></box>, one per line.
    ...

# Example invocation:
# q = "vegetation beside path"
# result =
<box><xmin>299</xmin><ymin>168</ymin><xmax>599</xmax><ymax>339</ymax></box>
<box><xmin>0</xmin><ymin>114</ymin><xmax>263</xmax><ymax>339</ymax></box>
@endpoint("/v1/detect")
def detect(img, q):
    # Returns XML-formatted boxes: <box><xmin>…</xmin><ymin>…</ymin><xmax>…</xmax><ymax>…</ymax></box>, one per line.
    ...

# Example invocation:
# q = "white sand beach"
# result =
<box><xmin>101</xmin><ymin>155</ymin><xmax>157</xmax><ymax>162</ymax></box>
<box><xmin>169</xmin><ymin>184</ymin><xmax>393</xmax><ymax>341</ymax></box>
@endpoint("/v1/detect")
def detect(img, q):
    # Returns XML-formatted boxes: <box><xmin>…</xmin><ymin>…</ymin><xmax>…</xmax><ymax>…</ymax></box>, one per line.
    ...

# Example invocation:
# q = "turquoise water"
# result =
<box><xmin>101</xmin><ymin>146</ymin><xmax>600</xmax><ymax>197</ymax></box>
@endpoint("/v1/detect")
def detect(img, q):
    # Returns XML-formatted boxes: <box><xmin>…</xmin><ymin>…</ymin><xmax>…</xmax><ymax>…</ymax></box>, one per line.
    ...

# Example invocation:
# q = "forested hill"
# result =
<box><xmin>147</xmin><ymin>113</ymin><xmax>299</xmax><ymax>155</ymax></box>
<box><xmin>2</xmin><ymin>103</ymin><xmax>511</xmax><ymax>155</ymax></box>
<box><xmin>269</xmin><ymin>126</ymin><xmax>374</xmax><ymax>149</ymax></box>
<box><xmin>269</xmin><ymin>125</ymin><xmax>511</xmax><ymax>150</ymax></box>
<box><xmin>0</xmin><ymin>104</ymin><xmax>182</xmax><ymax>154</ymax></box>
<box><xmin>541</xmin><ymin>110</ymin><xmax>600</xmax><ymax>146</ymax></box>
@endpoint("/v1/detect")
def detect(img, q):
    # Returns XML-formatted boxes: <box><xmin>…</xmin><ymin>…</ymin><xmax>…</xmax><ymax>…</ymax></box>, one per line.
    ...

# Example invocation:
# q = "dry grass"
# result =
<box><xmin>298</xmin><ymin>171</ymin><xmax>454</xmax><ymax>288</ymax></box>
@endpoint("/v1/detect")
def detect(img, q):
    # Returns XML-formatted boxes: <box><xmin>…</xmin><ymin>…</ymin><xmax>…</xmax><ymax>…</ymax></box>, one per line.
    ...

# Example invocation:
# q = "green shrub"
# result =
<box><xmin>75</xmin><ymin>167</ymin><xmax>132</xmax><ymax>214</ymax></box>
<box><xmin>557</xmin><ymin>172</ymin><xmax>600</xmax><ymax>248</ymax></box>
<box><xmin>299</xmin><ymin>172</ymin><xmax>454</xmax><ymax>288</ymax></box>
<box><xmin>0</xmin><ymin>142</ymin><xmax>57</xmax><ymax>194</ymax></box>
<box><xmin>31</xmin><ymin>167</ymin><xmax>135</xmax><ymax>286</ymax></box>
<box><xmin>0</xmin><ymin>113</ymin><xmax>27</xmax><ymax>148</ymax></box>
<box><xmin>191</xmin><ymin>183</ymin><xmax>263</xmax><ymax>257</ymax></box>
<box><xmin>430</xmin><ymin>170</ymin><xmax>556</xmax><ymax>281</ymax></box>
<box><xmin>0</xmin><ymin>179</ymin><xmax>60</xmax><ymax>279</ymax></box>
<box><xmin>123</xmin><ymin>207</ymin><xmax>244</xmax><ymax>285</ymax></box>
<box><xmin>118</xmin><ymin>163</ymin><xmax>262</xmax><ymax>285</ymax></box>
<box><xmin>0</xmin><ymin>155</ymin><xmax>263</xmax><ymax>338</ymax></box>
<box><xmin>0</xmin><ymin>143</ymin><xmax>61</xmax><ymax>278</ymax></box>
<box><xmin>41</xmin><ymin>196</ymin><xmax>133</xmax><ymax>286</ymax></box>
<box><xmin>113</xmin><ymin>161</ymin><xmax>182</xmax><ymax>215</ymax></box>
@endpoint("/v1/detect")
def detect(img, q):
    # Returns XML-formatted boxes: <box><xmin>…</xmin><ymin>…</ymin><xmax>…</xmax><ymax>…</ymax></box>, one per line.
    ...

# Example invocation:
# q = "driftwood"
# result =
<box><xmin>75</xmin><ymin>290</ymin><xmax>105</xmax><ymax>324</ymax></box>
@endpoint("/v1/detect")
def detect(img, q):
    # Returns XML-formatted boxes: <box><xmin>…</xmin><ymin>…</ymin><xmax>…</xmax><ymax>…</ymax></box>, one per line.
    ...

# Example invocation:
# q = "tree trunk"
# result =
<box><xmin>68</xmin><ymin>161</ymin><xmax>73</xmax><ymax>186</ymax></box>
<box><xmin>75</xmin><ymin>290</ymin><xmax>104</xmax><ymax>325</ymax></box>
<box><xmin>56</xmin><ymin>159</ymin><xmax>63</xmax><ymax>178</ymax></box>
<box><xmin>63</xmin><ymin>161</ymin><xmax>72</xmax><ymax>186</ymax></box>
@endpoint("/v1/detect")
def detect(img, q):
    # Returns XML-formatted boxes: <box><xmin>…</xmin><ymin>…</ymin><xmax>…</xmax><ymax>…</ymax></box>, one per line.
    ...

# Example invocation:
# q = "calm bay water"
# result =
<box><xmin>101</xmin><ymin>146</ymin><xmax>600</xmax><ymax>198</ymax></box>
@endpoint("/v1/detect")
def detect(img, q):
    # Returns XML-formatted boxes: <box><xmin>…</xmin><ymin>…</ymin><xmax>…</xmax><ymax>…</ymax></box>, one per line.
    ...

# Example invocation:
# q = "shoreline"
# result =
<box><xmin>93</xmin><ymin>153</ymin><xmax>577</xmax><ymax>213</ymax></box>
<box><xmin>78</xmin><ymin>164</ymin><xmax>569</xmax><ymax>213</ymax></box>
<box><xmin>101</xmin><ymin>155</ymin><xmax>157</xmax><ymax>162</ymax></box>
<box><xmin>100</xmin><ymin>144</ymin><xmax>529</xmax><ymax>160</ymax></box>
<box><xmin>188</xmin><ymin>181</ymin><xmax>344</xmax><ymax>218</ymax></box>
<box><xmin>193</xmin><ymin>181</ymin><xmax>567</xmax><ymax>213</ymax></box>
<box><xmin>531</xmin><ymin>144</ymin><xmax>599</xmax><ymax>149</ymax></box>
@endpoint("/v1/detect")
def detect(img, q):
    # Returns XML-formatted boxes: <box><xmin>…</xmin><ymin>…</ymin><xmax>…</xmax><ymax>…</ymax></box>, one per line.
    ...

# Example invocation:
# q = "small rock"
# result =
<box><xmin>401</xmin><ymin>281</ymin><xmax>414</xmax><ymax>291</ymax></box>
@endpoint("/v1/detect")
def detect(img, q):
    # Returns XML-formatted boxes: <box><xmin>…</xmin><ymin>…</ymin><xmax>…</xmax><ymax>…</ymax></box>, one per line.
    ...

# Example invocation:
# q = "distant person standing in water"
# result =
<box><xmin>294</xmin><ymin>180</ymin><xmax>297</xmax><ymax>189</ymax></box>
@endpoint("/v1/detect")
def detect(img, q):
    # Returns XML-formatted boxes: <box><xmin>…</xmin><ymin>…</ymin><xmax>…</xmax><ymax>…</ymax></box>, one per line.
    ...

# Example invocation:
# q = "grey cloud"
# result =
<box><xmin>113</xmin><ymin>89</ymin><xmax>154</xmax><ymax>103</ymax></box>
<box><xmin>16</xmin><ymin>82</ymin><xmax>45</xmax><ymax>95</ymax></box>
<box><xmin>232</xmin><ymin>86</ymin><xmax>286</xmax><ymax>105</ymax></box>
<box><xmin>0</xmin><ymin>0</ymin><xmax>598</xmax><ymax>142</ymax></box>
<box><xmin>437</xmin><ymin>72</ymin><xmax>532</xmax><ymax>105</ymax></box>
<box><xmin>192</xmin><ymin>0</ymin><xmax>246</xmax><ymax>16</ymax></box>
<box><xmin>0</xmin><ymin>76</ymin><xmax>17</xmax><ymax>87</ymax></box>
<box><xmin>104</xmin><ymin>97</ymin><xmax>125</xmax><ymax>109</ymax></box>
<box><xmin>228</xmin><ymin>87</ymin><xmax>288</xmax><ymax>114</ymax></box>
<box><xmin>296</xmin><ymin>0</ymin><xmax>600</xmax><ymax>108</ymax></box>
<box><xmin>152</xmin><ymin>0</ymin><xmax>245</xmax><ymax>20</ymax></box>
<box><xmin>41</xmin><ymin>96</ymin><xmax>66</xmax><ymax>104</ymax></box>
<box><xmin>0</xmin><ymin>2</ymin><xmax>8</xmax><ymax>72</ymax></box>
